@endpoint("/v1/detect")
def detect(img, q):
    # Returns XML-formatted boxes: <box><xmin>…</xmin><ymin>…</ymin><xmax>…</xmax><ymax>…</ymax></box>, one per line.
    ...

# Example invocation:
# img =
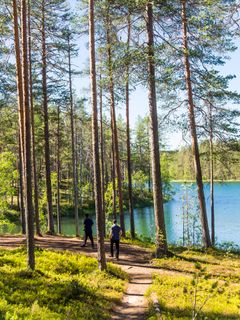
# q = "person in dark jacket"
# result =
<box><xmin>110</xmin><ymin>219</ymin><xmax>122</xmax><ymax>260</ymax></box>
<box><xmin>81</xmin><ymin>214</ymin><xmax>94</xmax><ymax>248</ymax></box>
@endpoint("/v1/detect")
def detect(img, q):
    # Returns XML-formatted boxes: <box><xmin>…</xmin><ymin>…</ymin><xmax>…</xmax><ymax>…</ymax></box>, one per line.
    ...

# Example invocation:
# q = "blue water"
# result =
<box><xmin>5</xmin><ymin>182</ymin><xmax>239</xmax><ymax>246</ymax></box>
<box><xmin>58</xmin><ymin>182</ymin><xmax>240</xmax><ymax>246</ymax></box>
<box><xmin>165</xmin><ymin>182</ymin><xmax>240</xmax><ymax>245</ymax></box>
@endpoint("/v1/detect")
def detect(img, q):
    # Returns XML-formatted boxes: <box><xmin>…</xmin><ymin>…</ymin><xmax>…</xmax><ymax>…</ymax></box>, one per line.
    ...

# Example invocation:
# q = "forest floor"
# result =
<box><xmin>0</xmin><ymin>235</ymin><xmax>158</xmax><ymax>320</ymax></box>
<box><xmin>0</xmin><ymin>235</ymin><xmax>240</xmax><ymax>320</ymax></box>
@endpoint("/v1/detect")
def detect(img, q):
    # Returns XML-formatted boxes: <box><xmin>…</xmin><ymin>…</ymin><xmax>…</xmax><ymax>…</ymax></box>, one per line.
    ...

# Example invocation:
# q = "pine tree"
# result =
<box><xmin>89</xmin><ymin>0</ymin><xmax>106</xmax><ymax>270</ymax></box>
<box><xmin>146</xmin><ymin>1</ymin><xmax>167</xmax><ymax>255</ymax></box>
<box><xmin>28</xmin><ymin>0</ymin><xmax>41</xmax><ymax>236</ymax></box>
<box><xmin>41</xmin><ymin>0</ymin><xmax>54</xmax><ymax>234</ymax></box>
<box><xmin>181</xmin><ymin>0</ymin><xmax>211</xmax><ymax>247</ymax></box>
<box><xmin>21</xmin><ymin>0</ymin><xmax>35</xmax><ymax>269</ymax></box>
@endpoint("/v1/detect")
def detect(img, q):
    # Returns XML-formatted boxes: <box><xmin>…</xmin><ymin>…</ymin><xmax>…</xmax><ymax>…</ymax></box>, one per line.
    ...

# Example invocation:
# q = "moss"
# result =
<box><xmin>0</xmin><ymin>248</ymin><xmax>126</xmax><ymax>320</ymax></box>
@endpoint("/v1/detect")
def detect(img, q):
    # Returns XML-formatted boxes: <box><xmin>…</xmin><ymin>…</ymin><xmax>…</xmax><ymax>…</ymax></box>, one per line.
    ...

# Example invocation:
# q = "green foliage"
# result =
<box><xmin>147</xmin><ymin>248</ymin><xmax>240</xmax><ymax>319</ymax></box>
<box><xmin>104</xmin><ymin>180</ymin><xmax>120</xmax><ymax>216</ymax></box>
<box><xmin>132</xmin><ymin>170</ymin><xmax>149</xmax><ymax>191</ymax></box>
<box><xmin>0</xmin><ymin>0</ymin><xmax>239</xmax><ymax>243</ymax></box>
<box><xmin>0</xmin><ymin>152</ymin><xmax>19</xmax><ymax>233</ymax></box>
<box><xmin>0</xmin><ymin>152</ymin><xmax>18</xmax><ymax>211</ymax></box>
<box><xmin>180</xmin><ymin>183</ymin><xmax>202</xmax><ymax>247</ymax></box>
<box><xmin>82</xmin><ymin>182</ymin><xmax>94</xmax><ymax>205</ymax></box>
<box><xmin>0</xmin><ymin>248</ymin><xmax>126</xmax><ymax>319</ymax></box>
<box><xmin>160</xmin><ymin>153</ymin><xmax>174</xmax><ymax>201</ymax></box>
<box><xmin>165</xmin><ymin>141</ymin><xmax>240</xmax><ymax>181</ymax></box>
<box><xmin>104</xmin><ymin>167</ymin><xmax>173</xmax><ymax>216</ymax></box>
<box><xmin>122</xmin><ymin>233</ymin><xmax>155</xmax><ymax>248</ymax></box>
<box><xmin>105</xmin><ymin>175</ymin><xmax>147</xmax><ymax>215</ymax></box>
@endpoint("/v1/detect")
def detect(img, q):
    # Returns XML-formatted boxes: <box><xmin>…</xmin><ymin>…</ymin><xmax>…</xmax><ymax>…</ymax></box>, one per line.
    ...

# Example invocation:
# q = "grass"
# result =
<box><xmin>146</xmin><ymin>248</ymin><xmax>240</xmax><ymax>319</ymax></box>
<box><xmin>0</xmin><ymin>247</ymin><xmax>127</xmax><ymax>320</ymax></box>
<box><xmin>121</xmin><ymin>234</ymin><xmax>155</xmax><ymax>249</ymax></box>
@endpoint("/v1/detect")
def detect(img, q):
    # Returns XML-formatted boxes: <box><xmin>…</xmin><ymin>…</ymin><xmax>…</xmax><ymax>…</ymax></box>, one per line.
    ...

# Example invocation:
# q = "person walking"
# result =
<box><xmin>81</xmin><ymin>214</ymin><xmax>94</xmax><ymax>248</ymax></box>
<box><xmin>110</xmin><ymin>219</ymin><xmax>122</xmax><ymax>260</ymax></box>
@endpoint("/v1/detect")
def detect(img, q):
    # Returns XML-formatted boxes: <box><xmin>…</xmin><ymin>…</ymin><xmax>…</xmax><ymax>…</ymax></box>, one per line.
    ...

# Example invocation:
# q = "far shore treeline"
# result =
<box><xmin>0</xmin><ymin>0</ymin><xmax>240</xmax><ymax>269</ymax></box>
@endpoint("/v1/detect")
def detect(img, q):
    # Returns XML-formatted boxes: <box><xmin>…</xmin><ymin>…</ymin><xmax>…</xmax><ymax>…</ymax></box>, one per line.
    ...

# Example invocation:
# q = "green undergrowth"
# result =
<box><xmin>121</xmin><ymin>234</ymin><xmax>155</xmax><ymax>249</ymax></box>
<box><xmin>0</xmin><ymin>247</ymin><xmax>127</xmax><ymax>320</ymax></box>
<box><xmin>146</xmin><ymin>248</ymin><xmax>240</xmax><ymax>319</ymax></box>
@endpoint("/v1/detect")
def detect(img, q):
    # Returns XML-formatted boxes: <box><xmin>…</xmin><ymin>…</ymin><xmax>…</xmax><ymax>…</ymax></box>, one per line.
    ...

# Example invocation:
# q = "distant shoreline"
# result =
<box><xmin>171</xmin><ymin>180</ymin><xmax>240</xmax><ymax>183</ymax></box>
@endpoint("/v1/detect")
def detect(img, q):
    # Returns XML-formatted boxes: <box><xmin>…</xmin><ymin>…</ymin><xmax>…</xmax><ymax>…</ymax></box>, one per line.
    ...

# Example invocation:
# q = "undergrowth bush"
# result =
<box><xmin>0</xmin><ymin>248</ymin><xmax>126</xmax><ymax>320</ymax></box>
<box><xmin>147</xmin><ymin>248</ymin><xmax>240</xmax><ymax>319</ymax></box>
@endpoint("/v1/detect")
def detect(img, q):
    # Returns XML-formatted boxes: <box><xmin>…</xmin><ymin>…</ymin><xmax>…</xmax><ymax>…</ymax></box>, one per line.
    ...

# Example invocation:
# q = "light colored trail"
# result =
<box><xmin>111</xmin><ymin>264</ymin><xmax>153</xmax><ymax>320</ymax></box>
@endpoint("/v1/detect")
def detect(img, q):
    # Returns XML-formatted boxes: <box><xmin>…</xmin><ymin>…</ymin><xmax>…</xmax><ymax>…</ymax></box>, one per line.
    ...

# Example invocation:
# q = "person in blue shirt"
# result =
<box><xmin>110</xmin><ymin>219</ymin><xmax>122</xmax><ymax>260</ymax></box>
<box><xmin>81</xmin><ymin>214</ymin><xmax>94</xmax><ymax>248</ymax></box>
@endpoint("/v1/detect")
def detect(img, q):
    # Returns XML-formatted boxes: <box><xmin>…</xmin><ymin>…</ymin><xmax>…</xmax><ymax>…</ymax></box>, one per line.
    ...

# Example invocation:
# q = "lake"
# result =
<box><xmin>54</xmin><ymin>182</ymin><xmax>240</xmax><ymax>246</ymax></box>
<box><xmin>4</xmin><ymin>182</ymin><xmax>240</xmax><ymax>246</ymax></box>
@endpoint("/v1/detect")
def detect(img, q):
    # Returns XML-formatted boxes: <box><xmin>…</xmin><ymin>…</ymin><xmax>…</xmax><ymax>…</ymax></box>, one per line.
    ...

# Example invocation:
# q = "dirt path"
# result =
<box><xmin>111</xmin><ymin>264</ymin><xmax>152</xmax><ymax>320</ymax></box>
<box><xmin>0</xmin><ymin>235</ymin><xmax>158</xmax><ymax>320</ymax></box>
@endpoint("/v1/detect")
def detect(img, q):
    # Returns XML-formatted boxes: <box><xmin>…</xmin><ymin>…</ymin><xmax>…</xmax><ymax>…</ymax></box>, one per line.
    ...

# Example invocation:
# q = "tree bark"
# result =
<box><xmin>56</xmin><ymin>105</ymin><xmax>61</xmax><ymax>234</ymax></box>
<box><xmin>126</xmin><ymin>13</ymin><xmax>135</xmax><ymax>238</ymax></box>
<box><xmin>41</xmin><ymin>0</ymin><xmax>54</xmax><ymax>234</ymax></box>
<box><xmin>67</xmin><ymin>164</ymin><xmax>71</xmax><ymax>204</ymax></box>
<box><xmin>79</xmin><ymin>126</ymin><xmax>83</xmax><ymax>214</ymax></box>
<box><xmin>18</xmin><ymin>138</ymin><xmax>26</xmax><ymax>234</ymax></box>
<box><xmin>21</xmin><ymin>0</ymin><xmax>35</xmax><ymax>269</ymax></box>
<box><xmin>28</xmin><ymin>0</ymin><xmax>41</xmax><ymax>236</ymax></box>
<box><xmin>111</xmin><ymin>127</ymin><xmax>117</xmax><ymax>219</ymax></box>
<box><xmin>146</xmin><ymin>2</ymin><xmax>167</xmax><ymax>255</ymax></box>
<box><xmin>12</xmin><ymin>0</ymin><xmax>25</xmax><ymax>231</ymax></box>
<box><xmin>67</xmin><ymin>34</ymin><xmax>79</xmax><ymax>237</ymax></box>
<box><xmin>181</xmin><ymin>0</ymin><xmax>211</xmax><ymax>248</ymax></box>
<box><xmin>106</xmin><ymin>12</ymin><xmax>125</xmax><ymax>236</ymax></box>
<box><xmin>209</xmin><ymin>102</ymin><xmax>214</xmax><ymax>245</ymax></box>
<box><xmin>89</xmin><ymin>0</ymin><xmax>106</xmax><ymax>270</ymax></box>
<box><xmin>99</xmin><ymin>72</ymin><xmax>106</xmax><ymax>236</ymax></box>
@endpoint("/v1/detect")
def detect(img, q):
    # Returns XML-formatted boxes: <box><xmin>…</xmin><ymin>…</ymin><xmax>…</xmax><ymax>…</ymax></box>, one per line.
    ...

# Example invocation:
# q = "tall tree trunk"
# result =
<box><xmin>21</xmin><ymin>0</ymin><xmax>35</xmax><ymax>269</ymax></box>
<box><xmin>105</xmin><ymin>158</ymin><xmax>109</xmax><ymax>187</ymax></box>
<box><xmin>209</xmin><ymin>102</ymin><xmax>214</xmax><ymax>245</ymax></box>
<box><xmin>67</xmin><ymin>164</ymin><xmax>71</xmax><ymax>204</ymax></box>
<box><xmin>111</xmin><ymin>131</ymin><xmax>117</xmax><ymax>219</ymax></box>
<box><xmin>16</xmin><ymin>167</ymin><xmax>20</xmax><ymax>210</ymax></box>
<box><xmin>99</xmin><ymin>73</ymin><xmax>106</xmax><ymax>236</ymax></box>
<box><xmin>181</xmin><ymin>0</ymin><xmax>211</xmax><ymax>248</ymax></box>
<box><xmin>41</xmin><ymin>0</ymin><xmax>54</xmax><ymax>234</ymax></box>
<box><xmin>12</xmin><ymin>0</ymin><xmax>25</xmax><ymax>226</ymax></box>
<box><xmin>67</xmin><ymin>35</ymin><xmax>79</xmax><ymax>237</ymax></box>
<box><xmin>10</xmin><ymin>181</ymin><xmax>14</xmax><ymax>209</ymax></box>
<box><xmin>56</xmin><ymin>105</ymin><xmax>61</xmax><ymax>234</ymax></box>
<box><xmin>106</xmin><ymin>12</ymin><xmax>125</xmax><ymax>236</ymax></box>
<box><xmin>89</xmin><ymin>0</ymin><xmax>106</xmax><ymax>270</ymax></box>
<box><xmin>146</xmin><ymin>2</ymin><xmax>167</xmax><ymax>255</ymax></box>
<box><xmin>18</xmin><ymin>139</ymin><xmax>26</xmax><ymax>234</ymax></box>
<box><xmin>79</xmin><ymin>127</ymin><xmax>83</xmax><ymax>214</ymax></box>
<box><xmin>126</xmin><ymin>13</ymin><xmax>135</xmax><ymax>238</ymax></box>
<box><xmin>74</xmin><ymin>116</ymin><xmax>80</xmax><ymax>210</ymax></box>
<box><xmin>28</xmin><ymin>0</ymin><xmax>41</xmax><ymax>236</ymax></box>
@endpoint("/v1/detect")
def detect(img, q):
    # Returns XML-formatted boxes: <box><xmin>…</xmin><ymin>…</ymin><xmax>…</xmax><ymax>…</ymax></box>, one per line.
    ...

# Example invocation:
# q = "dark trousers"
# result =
<box><xmin>84</xmin><ymin>232</ymin><xmax>94</xmax><ymax>247</ymax></box>
<box><xmin>111</xmin><ymin>239</ymin><xmax>120</xmax><ymax>258</ymax></box>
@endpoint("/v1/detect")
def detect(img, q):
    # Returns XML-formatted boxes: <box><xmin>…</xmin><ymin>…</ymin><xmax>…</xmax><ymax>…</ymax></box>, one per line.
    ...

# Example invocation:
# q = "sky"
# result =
<box><xmin>70</xmin><ymin>1</ymin><xmax>240</xmax><ymax>150</ymax></box>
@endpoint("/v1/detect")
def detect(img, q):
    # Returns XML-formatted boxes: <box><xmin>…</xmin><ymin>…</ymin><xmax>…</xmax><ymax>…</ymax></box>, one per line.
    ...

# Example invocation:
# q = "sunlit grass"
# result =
<box><xmin>152</xmin><ymin>248</ymin><xmax>240</xmax><ymax>281</ymax></box>
<box><xmin>147</xmin><ymin>248</ymin><xmax>240</xmax><ymax>319</ymax></box>
<box><xmin>0</xmin><ymin>247</ymin><xmax>127</xmax><ymax>320</ymax></box>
